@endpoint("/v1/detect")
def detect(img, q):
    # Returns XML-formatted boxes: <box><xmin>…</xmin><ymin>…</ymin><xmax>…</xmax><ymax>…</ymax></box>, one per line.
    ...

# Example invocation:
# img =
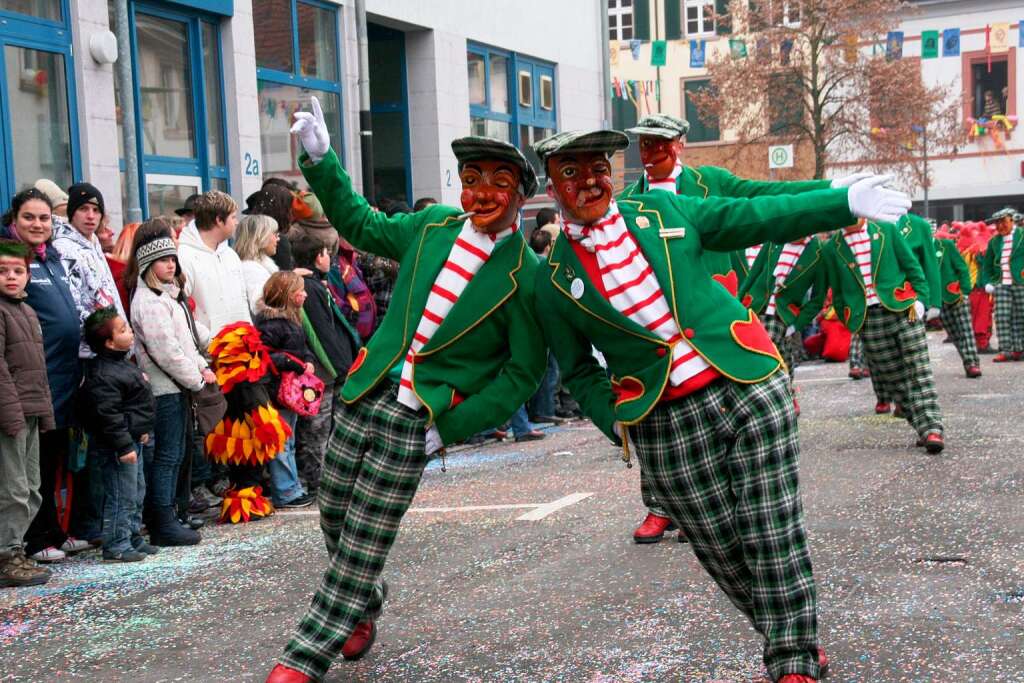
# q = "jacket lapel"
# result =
<box><xmin>780</xmin><ymin>240</ymin><xmax>820</xmax><ymax>291</ymax></box>
<box><xmin>871</xmin><ymin>223</ymin><xmax>886</xmax><ymax>282</ymax></box>
<box><xmin>419</xmin><ymin>231</ymin><xmax>525</xmax><ymax>354</ymax></box>
<box><xmin>835</xmin><ymin>232</ymin><xmax>865</xmax><ymax>295</ymax></box>
<box><xmin>677</xmin><ymin>166</ymin><xmax>710</xmax><ymax>198</ymax></box>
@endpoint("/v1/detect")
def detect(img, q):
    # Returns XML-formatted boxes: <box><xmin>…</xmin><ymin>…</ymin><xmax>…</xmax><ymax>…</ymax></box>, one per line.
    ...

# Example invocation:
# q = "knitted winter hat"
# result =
<box><xmin>67</xmin><ymin>182</ymin><xmax>105</xmax><ymax>219</ymax></box>
<box><xmin>135</xmin><ymin>234</ymin><xmax>179</xmax><ymax>276</ymax></box>
<box><xmin>33</xmin><ymin>179</ymin><xmax>68</xmax><ymax>209</ymax></box>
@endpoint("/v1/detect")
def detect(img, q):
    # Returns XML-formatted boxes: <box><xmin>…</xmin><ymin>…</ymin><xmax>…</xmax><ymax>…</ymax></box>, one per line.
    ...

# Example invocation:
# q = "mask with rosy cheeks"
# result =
<box><xmin>458</xmin><ymin>161</ymin><xmax>525</xmax><ymax>233</ymax></box>
<box><xmin>996</xmin><ymin>217</ymin><xmax>1014</xmax><ymax>236</ymax></box>
<box><xmin>546</xmin><ymin>153</ymin><xmax>614</xmax><ymax>225</ymax></box>
<box><xmin>639</xmin><ymin>136</ymin><xmax>683</xmax><ymax>180</ymax></box>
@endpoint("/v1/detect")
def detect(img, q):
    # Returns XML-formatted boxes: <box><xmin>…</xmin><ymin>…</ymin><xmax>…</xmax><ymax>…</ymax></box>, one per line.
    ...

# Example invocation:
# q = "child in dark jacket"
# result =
<box><xmin>254</xmin><ymin>271</ymin><xmax>315</xmax><ymax>508</ymax></box>
<box><xmin>79</xmin><ymin>307</ymin><xmax>156</xmax><ymax>562</ymax></box>
<box><xmin>0</xmin><ymin>240</ymin><xmax>55</xmax><ymax>587</ymax></box>
<box><xmin>290</xmin><ymin>232</ymin><xmax>361</xmax><ymax>493</ymax></box>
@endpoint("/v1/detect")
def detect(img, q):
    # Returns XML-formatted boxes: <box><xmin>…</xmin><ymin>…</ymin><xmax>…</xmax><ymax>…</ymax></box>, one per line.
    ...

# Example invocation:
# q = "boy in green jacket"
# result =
<box><xmin>532</xmin><ymin>129</ymin><xmax>909</xmax><ymax>683</ymax></box>
<box><xmin>267</xmin><ymin>99</ymin><xmax>546</xmax><ymax>683</ymax></box>
<box><xmin>980</xmin><ymin>207</ymin><xmax>1024</xmax><ymax>361</ymax></box>
<box><xmin>820</xmin><ymin>220</ymin><xmax>945</xmax><ymax>452</ymax></box>
<box><xmin>936</xmin><ymin>236</ymin><xmax>982</xmax><ymax>377</ymax></box>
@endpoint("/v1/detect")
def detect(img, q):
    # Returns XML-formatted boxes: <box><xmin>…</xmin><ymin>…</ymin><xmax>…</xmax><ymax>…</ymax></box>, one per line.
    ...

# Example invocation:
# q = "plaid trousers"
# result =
<box><xmin>639</xmin><ymin>464</ymin><xmax>667</xmax><ymax>517</ymax></box>
<box><xmin>630</xmin><ymin>372</ymin><xmax>819</xmax><ymax>681</ymax></box>
<box><xmin>994</xmin><ymin>284</ymin><xmax>1024</xmax><ymax>353</ymax></box>
<box><xmin>282</xmin><ymin>381</ymin><xmax>428</xmax><ymax>680</ymax></box>
<box><xmin>848</xmin><ymin>333</ymin><xmax>864</xmax><ymax>370</ymax></box>
<box><xmin>762</xmin><ymin>315</ymin><xmax>799</xmax><ymax>389</ymax></box>
<box><xmin>860</xmin><ymin>306</ymin><xmax>943</xmax><ymax>437</ymax></box>
<box><xmin>941</xmin><ymin>299</ymin><xmax>980</xmax><ymax>369</ymax></box>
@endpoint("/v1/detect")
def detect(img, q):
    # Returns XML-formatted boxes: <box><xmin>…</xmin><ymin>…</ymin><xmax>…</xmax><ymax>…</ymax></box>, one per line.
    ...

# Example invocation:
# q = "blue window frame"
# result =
<box><xmin>120</xmin><ymin>1</ymin><xmax>230</xmax><ymax>217</ymax></box>
<box><xmin>468</xmin><ymin>42</ymin><xmax>557</xmax><ymax>176</ymax></box>
<box><xmin>255</xmin><ymin>0</ymin><xmax>344</xmax><ymax>184</ymax></box>
<box><xmin>0</xmin><ymin>0</ymin><xmax>80</xmax><ymax>209</ymax></box>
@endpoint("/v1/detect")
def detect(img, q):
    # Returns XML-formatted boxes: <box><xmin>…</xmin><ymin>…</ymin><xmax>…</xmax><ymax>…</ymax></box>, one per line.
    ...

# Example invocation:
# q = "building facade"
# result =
<box><xmin>2</xmin><ymin>0</ymin><xmax>605</xmax><ymax>227</ymax></box>
<box><xmin>607</xmin><ymin>0</ymin><xmax>1023</xmax><ymax>222</ymax></box>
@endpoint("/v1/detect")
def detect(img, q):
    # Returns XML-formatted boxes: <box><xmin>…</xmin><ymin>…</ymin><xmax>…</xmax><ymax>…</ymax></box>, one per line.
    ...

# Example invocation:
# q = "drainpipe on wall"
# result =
<box><xmin>600</xmin><ymin>2</ymin><xmax>612</xmax><ymax>128</ymax></box>
<box><xmin>112</xmin><ymin>0</ymin><xmax>142</xmax><ymax>223</ymax></box>
<box><xmin>355</xmin><ymin>0</ymin><xmax>375</xmax><ymax>205</ymax></box>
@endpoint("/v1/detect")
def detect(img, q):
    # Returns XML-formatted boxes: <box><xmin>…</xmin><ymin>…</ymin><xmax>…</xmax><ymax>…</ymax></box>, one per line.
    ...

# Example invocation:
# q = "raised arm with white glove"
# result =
<box><xmin>847</xmin><ymin>175</ymin><xmax>912</xmax><ymax>224</ymax></box>
<box><xmin>831</xmin><ymin>171</ymin><xmax>874</xmax><ymax>189</ymax></box>
<box><xmin>289</xmin><ymin>96</ymin><xmax>331</xmax><ymax>163</ymax></box>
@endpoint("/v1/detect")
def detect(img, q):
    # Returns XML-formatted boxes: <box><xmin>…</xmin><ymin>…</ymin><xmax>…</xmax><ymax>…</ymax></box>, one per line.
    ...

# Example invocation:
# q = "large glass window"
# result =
<box><xmin>683</xmin><ymin>79</ymin><xmax>719</xmax><ymax>143</ymax></box>
<box><xmin>256</xmin><ymin>0</ymin><xmax>343</xmax><ymax>186</ymax></box>
<box><xmin>608</xmin><ymin>0</ymin><xmax>633</xmax><ymax>41</ymax></box>
<box><xmin>202</xmin><ymin>22</ymin><xmax>225</xmax><ymax>166</ymax></box>
<box><xmin>136</xmin><ymin>14</ymin><xmax>195</xmax><ymax>158</ymax></box>
<box><xmin>4</xmin><ymin>44</ymin><xmax>72</xmax><ymax>189</ymax></box>
<box><xmin>0</xmin><ymin>0</ymin><xmax>60</xmax><ymax>21</ymax></box>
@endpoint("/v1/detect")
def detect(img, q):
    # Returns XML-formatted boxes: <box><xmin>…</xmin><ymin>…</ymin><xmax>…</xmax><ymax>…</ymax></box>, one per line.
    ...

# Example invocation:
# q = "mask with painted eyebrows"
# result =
<box><xmin>459</xmin><ymin>160</ymin><xmax>525</xmax><ymax>233</ymax></box>
<box><xmin>639</xmin><ymin>136</ymin><xmax>683</xmax><ymax>180</ymax></box>
<box><xmin>546</xmin><ymin>152</ymin><xmax>614</xmax><ymax>225</ymax></box>
<box><xmin>996</xmin><ymin>216</ymin><xmax>1014</xmax><ymax>236</ymax></box>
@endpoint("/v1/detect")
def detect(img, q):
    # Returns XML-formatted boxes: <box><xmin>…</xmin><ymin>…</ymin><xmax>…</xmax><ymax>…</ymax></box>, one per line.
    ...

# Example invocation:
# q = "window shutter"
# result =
<box><xmin>716</xmin><ymin>0</ymin><xmax>732</xmax><ymax>35</ymax></box>
<box><xmin>665</xmin><ymin>1</ymin><xmax>682</xmax><ymax>40</ymax></box>
<box><xmin>634</xmin><ymin>0</ymin><xmax>651</xmax><ymax>41</ymax></box>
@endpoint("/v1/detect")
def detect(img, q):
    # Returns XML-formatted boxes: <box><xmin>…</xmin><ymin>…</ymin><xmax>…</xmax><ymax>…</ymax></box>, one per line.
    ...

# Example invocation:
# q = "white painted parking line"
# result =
<box><xmin>516</xmin><ymin>492</ymin><xmax>594</xmax><ymax>521</ymax></box>
<box><xmin>407</xmin><ymin>503</ymin><xmax>537</xmax><ymax>513</ymax></box>
<box><xmin>796</xmin><ymin>377</ymin><xmax>853</xmax><ymax>384</ymax></box>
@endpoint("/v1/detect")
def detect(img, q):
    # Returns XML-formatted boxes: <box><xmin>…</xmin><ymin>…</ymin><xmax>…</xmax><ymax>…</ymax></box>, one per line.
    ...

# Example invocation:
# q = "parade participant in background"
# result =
<box><xmin>531</xmin><ymin>128</ymin><xmax>910</xmax><ymax>683</ymax></box>
<box><xmin>848</xmin><ymin>334</ymin><xmax>870</xmax><ymax>380</ymax></box>
<box><xmin>267</xmin><ymin>98</ymin><xmax>546</xmax><ymax>683</ymax></box>
<box><xmin>980</xmin><ymin>208</ymin><xmax>1024</xmax><ymax>362</ymax></box>
<box><xmin>934</xmin><ymin>232</ymin><xmax>982</xmax><ymax>378</ymax></box>
<box><xmin>822</xmin><ymin>219</ymin><xmax>945</xmax><ymax>452</ymax></box>
<box><xmin>958</xmin><ymin>221</ymin><xmax>996</xmax><ymax>353</ymax></box>
<box><xmin>737</xmin><ymin>234</ymin><xmax>828</xmax><ymax>411</ymax></box>
<box><xmin>618</xmin><ymin>113</ymin><xmax>872</xmax><ymax>544</ymax></box>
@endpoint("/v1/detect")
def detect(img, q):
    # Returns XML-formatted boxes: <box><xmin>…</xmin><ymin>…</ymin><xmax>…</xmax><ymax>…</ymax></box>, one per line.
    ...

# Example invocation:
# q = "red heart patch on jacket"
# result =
<box><xmin>946</xmin><ymin>281</ymin><xmax>961</xmax><ymax>295</ymax></box>
<box><xmin>611</xmin><ymin>376</ymin><xmax>645</xmax><ymax>406</ymax></box>
<box><xmin>893</xmin><ymin>281</ymin><xmax>916</xmax><ymax>301</ymax></box>
<box><xmin>349</xmin><ymin>347</ymin><xmax>368</xmax><ymax>374</ymax></box>
<box><xmin>741</xmin><ymin>294</ymin><xmax>753</xmax><ymax>307</ymax></box>
<box><xmin>730</xmin><ymin>310</ymin><xmax>782</xmax><ymax>361</ymax></box>
<box><xmin>787</xmin><ymin>303</ymin><xmax>802</xmax><ymax>318</ymax></box>
<box><xmin>712</xmin><ymin>271</ymin><xmax>739</xmax><ymax>296</ymax></box>
<box><xmin>843</xmin><ymin>306</ymin><xmax>852</xmax><ymax>323</ymax></box>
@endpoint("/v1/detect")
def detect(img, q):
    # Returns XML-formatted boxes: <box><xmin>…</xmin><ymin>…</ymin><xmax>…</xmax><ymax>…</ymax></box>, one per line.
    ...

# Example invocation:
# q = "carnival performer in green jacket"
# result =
<box><xmin>267</xmin><ymin>98</ymin><xmax>546</xmax><ymax>683</ymax></box>
<box><xmin>532</xmin><ymin>128</ymin><xmax>910</xmax><ymax>683</ymax></box>
<box><xmin>936</xmin><ymin>235</ymin><xmax>982</xmax><ymax>377</ymax></box>
<box><xmin>980</xmin><ymin>207</ymin><xmax>1024</xmax><ymax>361</ymax></box>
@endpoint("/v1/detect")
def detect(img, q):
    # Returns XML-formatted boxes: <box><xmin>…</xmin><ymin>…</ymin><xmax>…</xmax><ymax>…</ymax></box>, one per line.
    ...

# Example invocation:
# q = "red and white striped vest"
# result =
<box><xmin>843</xmin><ymin>226</ymin><xmax>880</xmax><ymax>306</ymax></box>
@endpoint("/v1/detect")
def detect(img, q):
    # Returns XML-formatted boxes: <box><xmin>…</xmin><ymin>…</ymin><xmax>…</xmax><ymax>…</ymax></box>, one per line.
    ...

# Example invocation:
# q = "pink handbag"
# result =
<box><xmin>275</xmin><ymin>354</ymin><xmax>325</xmax><ymax>417</ymax></box>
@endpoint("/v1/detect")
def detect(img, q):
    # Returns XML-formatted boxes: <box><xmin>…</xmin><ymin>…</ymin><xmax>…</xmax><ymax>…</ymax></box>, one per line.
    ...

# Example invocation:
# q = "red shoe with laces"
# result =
<box><xmin>874</xmin><ymin>402</ymin><xmax>891</xmax><ymax>414</ymax></box>
<box><xmin>341</xmin><ymin>619</ymin><xmax>377</xmax><ymax>661</ymax></box>
<box><xmin>632</xmin><ymin>512</ymin><xmax>675</xmax><ymax>544</ymax></box>
<box><xmin>265</xmin><ymin>663</ymin><xmax>312</xmax><ymax>683</ymax></box>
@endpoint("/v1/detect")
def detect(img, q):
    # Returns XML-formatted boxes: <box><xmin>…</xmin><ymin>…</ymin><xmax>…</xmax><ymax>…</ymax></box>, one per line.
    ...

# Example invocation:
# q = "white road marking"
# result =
<box><xmin>275</xmin><ymin>492</ymin><xmax>596</xmax><ymax>521</ymax></box>
<box><xmin>515</xmin><ymin>492</ymin><xmax>594</xmax><ymax>521</ymax></box>
<box><xmin>797</xmin><ymin>377</ymin><xmax>854</xmax><ymax>384</ymax></box>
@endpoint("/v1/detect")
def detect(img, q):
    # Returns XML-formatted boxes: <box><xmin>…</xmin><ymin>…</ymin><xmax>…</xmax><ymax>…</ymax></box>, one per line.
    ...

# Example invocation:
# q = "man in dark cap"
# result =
<box><xmin>174</xmin><ymin>194</ymin><xmax>199</xmax><ymax>223</ymax></box>
<box><xmin>265</xmin><ymin>97</ymin><xmax>546</xmax><ymax>683</ymax></box>
<box><xmin>530</xmin><ymin>128</ymin><xmax>910</xmax><ymax>683</ymax></box>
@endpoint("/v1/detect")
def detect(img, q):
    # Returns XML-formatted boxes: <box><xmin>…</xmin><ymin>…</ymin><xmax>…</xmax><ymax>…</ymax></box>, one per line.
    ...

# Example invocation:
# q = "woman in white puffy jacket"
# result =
<box><xmin>130</xmin><ymin>230</ymin><xmax>214</xmax><ymax>546</ymax></box>
<box><xmin>234</xmin><ymin>214</ymin><xmax>280</xmax><ymax>316</ymax></box>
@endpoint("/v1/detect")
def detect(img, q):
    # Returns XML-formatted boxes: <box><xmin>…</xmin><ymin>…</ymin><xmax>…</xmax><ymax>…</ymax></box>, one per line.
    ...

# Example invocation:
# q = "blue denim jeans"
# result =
<box><xmin>73</xmin><ymin>446</ymin><xmax>106</xmax><ymax>542</ymax></box>
<box><xmin>150</xmin><ymin>393</ymin><xmax>188</xmax><ymax>509</ymax></box>
<box><xmin>268</xmin><ymin>410</ymin><xmax>305</xmax><ymax>506</ymax></box>
<box><xmin>101</xmin><ymin>443</ymin><xmax>145</xmax><ymax>554</ymax></box>
<box><xmin>528</xmin><ymin>352</ymin><xmax>559</xmax><ymax>418</ymax></box>
<box><xmin>508</xmin><ymin>405</ymin><xmax>534</xmax><ymax>438</ymax></box>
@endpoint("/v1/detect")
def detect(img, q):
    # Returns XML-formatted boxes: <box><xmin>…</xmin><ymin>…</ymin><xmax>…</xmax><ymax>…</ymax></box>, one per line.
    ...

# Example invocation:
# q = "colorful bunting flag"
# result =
<box><xmin>651</xmin><ymin>40</ymin><xmax>667</xmax><ymax>66</ymax></box>
<box><xmin>729</xmin><ymin>38</ymin><xmax>747</xmax><ymax>58</ymax></box>
<box><xmin>886</xmin><ymin>31</ymin><xmax>904</xmax><ymax>61</ymax></box>
<box><xmin>921</xmin><ymin>30</ymin><xmax>939</xmax><ymax>59</ymax></box>
<box><xmin>942</xmin><ymin>28</ymin><xmax>960</xmax><ymax>57</ymax></box>
<box><xmin>991</xmin><ymin>22</ymin><xmax>1010</xmax><ymax>53</ymax></box>
<box><xmin>689</xmin><ymin>39</ymin><xmax>706</xmax><ymax>68</ymax></box>
<box><xmin>629</xmin><ymin>39</ymin><xmax>642</xmax><ymax>61</ymax></box>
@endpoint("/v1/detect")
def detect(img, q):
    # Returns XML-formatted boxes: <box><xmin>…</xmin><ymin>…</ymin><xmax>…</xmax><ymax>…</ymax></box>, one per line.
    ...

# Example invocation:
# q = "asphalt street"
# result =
<box><xmin>2</xmin><ymin>331</ymin><xmax>1023</xmax><ymax>682</ymax></box>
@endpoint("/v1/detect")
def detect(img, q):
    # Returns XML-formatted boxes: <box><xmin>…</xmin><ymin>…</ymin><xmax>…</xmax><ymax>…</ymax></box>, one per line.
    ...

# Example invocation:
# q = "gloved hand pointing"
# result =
<box><xmin>290</xmin><ymin>96</ymin><xmax>331</xmax><ymax>163</ymax></box>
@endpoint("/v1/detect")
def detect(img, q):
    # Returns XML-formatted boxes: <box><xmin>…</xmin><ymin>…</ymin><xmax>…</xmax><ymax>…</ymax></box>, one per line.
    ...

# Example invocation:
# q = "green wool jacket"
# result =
<box><xmin>535</xmin><ymin>188</ymin><xmax>856</xmax><ymax>440</ymax></box>
<box><xmin>736</xmin><ymin>237</ymin><xmax>826</xmax><ymax>330</ymax></box>
<box><xmin>820</xmin><ymin>222</ymin><xmax>930</xmax><ymax>334</ymax></box>
<box><xmin>301</xmin><ymin>149</ymin><xmax>546</xmax><ymax>445</ymax></box>
<box><xmin>896</xmin><ymin>213</ymin><xmax>942</xmax><ymax>309</ymax></box>
<box><xmin>935</xmin><ymin>238</ymin><xmax>972</xmax><ymax>306</ymax></box>
<box><xmin>980</xmin><ymin>229</ymin><xmax>1024</xmax><ymax>287</ymax></box>
<box><xmin>620</xmin><ymin>166</ymin><xmax>831</xmax><ymax>296</ymax></box>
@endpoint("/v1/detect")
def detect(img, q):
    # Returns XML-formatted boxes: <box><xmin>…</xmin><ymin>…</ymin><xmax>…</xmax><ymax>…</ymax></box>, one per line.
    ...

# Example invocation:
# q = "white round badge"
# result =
<box><xmin>570</xmin><ymin>278</ymin><xmax>585</xmax><ymax>299</ymax></box>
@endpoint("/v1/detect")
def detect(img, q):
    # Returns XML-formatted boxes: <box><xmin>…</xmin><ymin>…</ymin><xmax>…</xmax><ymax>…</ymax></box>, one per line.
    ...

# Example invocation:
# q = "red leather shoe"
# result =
<box><xmin>993</xmin><ymin>352</ymin><xmax>1013</xmax><ymax>362</ymax></box>
<box><xmin>848</xmin><ymin>368</ymin><xmax>862</xmax><ymax>380</ymax></box>
<box><xmin>818</xmin><ymin>646</ymin><xmax>829</xmax><ymax>676</ymax></box>
<box><xmin>965</xmin><ymin>365</ymin><xmax>982</xmax><ymax>378</ymax></box>
<box><xmin>874</xmin><ymin>402</ymin><xmax>891</xmax><ymax>414</ymax></box>
<box><xmin>265</xmin><ymin>663</ymin><xmax>312</xmax><ymax>683</ymax></box>
<box><xmin>923</xmin><ymin>433</ymin><xmax>944</xmax><ymax>454</ymax></box>
<box><xmin>633</xmin><ymin>512</ymin><xmax>674</xmax><ymax>544</ymax></box>
<box><xmin>341</xmin><ymin>619</ymin><xmax>377</xmax><ymax>661</ymax></box>
<box><xmin>1014</xmin><ymin>352</ymin><xmax>1024</xmax><ymax>361</ymax></box>
<box><xmin>793</xmin><ymin>397</ymin><xmax>801</xmax><ymax>417</ymax></box>
<box><xmin>777</xmin><ymin>676</ymin><xmax>816</xmax><ymax>683</ymax></box>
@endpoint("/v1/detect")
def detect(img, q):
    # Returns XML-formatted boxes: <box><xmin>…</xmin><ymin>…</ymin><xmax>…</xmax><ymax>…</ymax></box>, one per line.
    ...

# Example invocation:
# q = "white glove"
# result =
<box><xmin>925</xmin><ymin>307</ymin><xmax>941</xmax><ymax>321</ymax></box>
<box><xmin>425</xmin><ymin>425</ymin><xmax>444</xmax><ymax>456</ymax></box>
<box><xmin>612</xmin><ymin>422</ymin><xmax>622</xmax><ymax>439</ymax></box>
<box><xmin>913</xmin><ymin>301</ymin><xmax>925</xmax><ymax>320</ymax></box>
<box><xmin>831</xmin><ymin>171</ymin><xmax>873</xmax><ymax>189</ymax></box>
<box><xmin>847</xmin><ymin>174</ymin><xmax>912</xmax><ymax>224</ymax></box>
<box><xmin>985</xmin><ymin>283</ymin><xmax>995</xmax><ymax>294</ymax></box>
<box><xmin>289</xmin><ymin>96</ymin><xmax>331</xmax><ymax>163</ymax></box>
<box><xmin>785</xmin><ymin>325</ymin><xmax>797</xmax><ymax>337</ymax></box>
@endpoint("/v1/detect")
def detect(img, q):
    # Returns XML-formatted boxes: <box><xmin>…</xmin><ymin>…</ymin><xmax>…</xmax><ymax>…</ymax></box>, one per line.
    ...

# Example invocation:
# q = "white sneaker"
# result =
<box><xmin>60</xmin><ymin>537</ymin><xmax>92</xmax><ymax>553</ymax></box>
<box><xmin>30</xmin><ymin>546</ymin><xmax>66</xmax><ymax>563</ymax></box>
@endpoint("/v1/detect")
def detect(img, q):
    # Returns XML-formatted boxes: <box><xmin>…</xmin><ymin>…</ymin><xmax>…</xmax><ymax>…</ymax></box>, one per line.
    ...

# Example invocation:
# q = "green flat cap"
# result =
<box><xmin>989</xmin><ymin>207</ymin><xmax>1016</xmax><ymax>222</ymax></box>
<box><xmin>626</xmin><ymin>113</ymin><xmax>690</xmax><ymax>139</ymax></box>
<box><xmin>533</xmin><ymin>130</ymin><xmax>630</xmax><ymax>165</ymax></box>
<box><xmin>451</xmin><ymin>136</ymin><xmax>539</xmax><ymax>198</ymax></box>
<box><xmin>1014</xmin><ymin>212</ymin><xmax>1024</xmax><ymax>223</ymax></box>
